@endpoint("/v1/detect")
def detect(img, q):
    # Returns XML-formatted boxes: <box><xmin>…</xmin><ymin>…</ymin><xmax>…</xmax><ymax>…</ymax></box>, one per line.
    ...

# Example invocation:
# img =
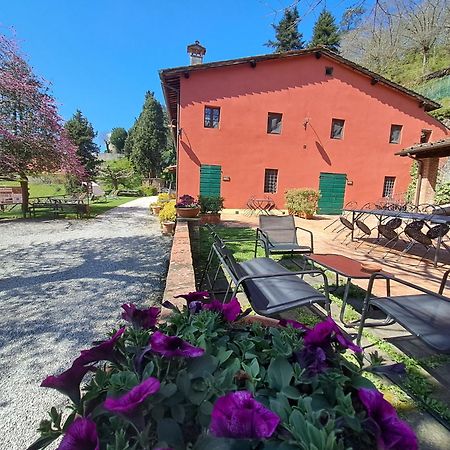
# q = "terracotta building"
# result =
<box><xmin>160</xmin><ymin>44</ymin><xmax>449</xmax><ymax>213</ymax></box>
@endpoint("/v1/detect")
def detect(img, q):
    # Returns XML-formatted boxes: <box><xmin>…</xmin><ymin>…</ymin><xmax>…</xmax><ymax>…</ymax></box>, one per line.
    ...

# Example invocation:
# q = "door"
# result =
<box><xmin>200</xmin><ymin>165</ymin><xmax>221</xmax><ymax>197</ymax></box>
<box><xmin>318</xmin><ymin>172</ymin><xmax>346</xmax><ymax>215</ymax></box>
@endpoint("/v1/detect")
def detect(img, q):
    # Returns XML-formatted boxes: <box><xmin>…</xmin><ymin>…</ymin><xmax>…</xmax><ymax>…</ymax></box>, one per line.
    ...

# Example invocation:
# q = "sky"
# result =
<box><xmin>1</xmin><ymin>0</ymin><xmax>367</xmax><ymax>150</ymax></box>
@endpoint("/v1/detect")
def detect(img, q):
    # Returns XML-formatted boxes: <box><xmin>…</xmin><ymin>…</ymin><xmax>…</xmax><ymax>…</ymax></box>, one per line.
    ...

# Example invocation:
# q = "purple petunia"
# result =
<box><xmin>149</xmin><ymin>331</ymin><xmax>205</xmax><ymax>358</ymax></box>
<box><xmin>74</xmin><ymin>327</ymin><xmax>125</xmax><ymax>366</ymax></box>
<box><xmin>210</xmin><ymin>391</ymin><xmax>280</xmax><ymax>439</ymax></box>
<box><xmin>203</xmin><ymin>297</ymin><xmax>242</xmax><ymax>322</ymax></box>
<box><xmin>104</xmin><ymin>376</ymin><xmax>160</xmax><ymax>419</ymax></box>
<box><xmin>304</xmin><ymin>317</ymin><xmax>362</xmax><ymax>353</ymax></box>
<box><xmin>41</xmin><ymin>364</ymin><xmax>95</xmax><ymax>405</ymax></box>
<box><xmin>174</xmin><ymin>291</ymin><xmax>210</xmax><ymax>304</ymax></box>
<box><xmin>58</xmin><ymin>418</ymin><xmax>99</xmax><ymax>450</ymax></box>
<box><xmin>358</xmin><ymin>388</ymin><xmax>418</xmax><ymax>450</ymax></box>
<box><xmin>296</xmin><ymin>345</ymin><xmax>328</xmax><ymax>375</ymax></box>
<box><xmin>121</xmin><ymin>303</ymin><xmax>160</xmax><ymax>329</ymax></box>
<box><xmin>278</xmin><ymin>318</ymin><xmax>309</xmax><ymax>330</ymax></box>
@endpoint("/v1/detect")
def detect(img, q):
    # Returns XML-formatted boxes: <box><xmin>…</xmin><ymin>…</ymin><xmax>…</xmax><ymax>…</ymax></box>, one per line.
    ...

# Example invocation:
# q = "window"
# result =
<box><xmin>325</xmin><ymin>66</ymin><xmax>334</xmax><ymax>76</ymax></box>
<box><xmin>264</xmin><ymin>169</ymin><xmax>278</xmax><ymax>193</ymax></box>
<box><xmin>267</xmin><ymin>113</ymin><xmax>282</xmax><ymax>134</ymax></box>
<box><xmin>389</xmin><ymin>124</ymin><xmax>403</xmax><ymax>144</ymax></box>
<box><xmin>421</xmin><ymin>129</ymin><xmax>432</xmax><ymax>143</ymax></box>
<box><xmin>330</xmin><ymin>119</ymin><xmax>345</xmax><ymax>139</ymax></box>
<box><xmin>382</xmin><ymin>176</ymin><xmax>396</xmax><ymax>198</ymax></box>
<box><xmin>204</xmin><ymin>106</ymin><xmax>220</xmax><ymax>128</ymax></box>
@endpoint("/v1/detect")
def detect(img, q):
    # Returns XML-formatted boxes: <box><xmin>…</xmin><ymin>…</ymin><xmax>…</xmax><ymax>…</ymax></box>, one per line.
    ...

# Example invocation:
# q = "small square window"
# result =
<box><xmin>382</xmin><ymin>176</ymin><xmax>396</xmax><ymax>198</ymax></box>
<box><xmin>389</xmin><ymin>124</ymin><xmax>402</xmax><ymax>144</ymax></box>
<box><xmin>267</xmin><ymin>113</ymin><xmax>282</xmax><ymax>134</ymax></box>
<box><xmin>204</xmin><ymin>106</ymin><xmax>220</xmax><ymax>128</ymax></box>
<box><xmin>421</xmin><ymin>129</ymin><xmax>432</xmax><ymax>143</ymax></box>
<box><xmin>264</xmin><ymin>169</ymin><xmax>278</xmax><ymax>193</ymax></box>
<box><xmin>325</xmin><ymin>66</ymin><xmax>334</xmax><ymax>75</ymax></box>
<box><xmin>330</xmin><ymin>119</ymin><xmax>345</xmax><ymax>139</ymax></box>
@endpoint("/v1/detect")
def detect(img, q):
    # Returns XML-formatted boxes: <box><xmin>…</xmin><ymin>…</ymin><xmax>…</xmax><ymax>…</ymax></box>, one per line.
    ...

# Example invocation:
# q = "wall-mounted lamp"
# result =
<box><xmin>303</xmin><ymin>118</ymin><xmax>310</xmax><ymax>130</ymax></box>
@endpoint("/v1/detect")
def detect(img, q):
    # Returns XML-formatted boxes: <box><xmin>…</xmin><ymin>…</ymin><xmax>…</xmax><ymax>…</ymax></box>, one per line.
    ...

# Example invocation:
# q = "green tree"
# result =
<box><xmin>127</xmin><ymin>92</ymin><xmax>166</xmax><ymax>178</ymax></box>
<box><xmin>309</xmin><ymin>9</ymin><xmax>340</xmax><ymax>53</ymax></box>
<box><xmin>65</xmin><ymin>110</ymin><xmax>100</xmax><ymax>178</ymax></box>
<box><xmin>109</xmin><ymin>127</ymin><xmax>128</xmax><ymax>153</ymax></box>
<box><xmin>99</xmin><ymin>158</ymin><xmax>138</xmax><ymax>191</ymax></box>
<box><xmin>266</xmin><ymin>7</ymin><xmax>305</xmax><ymax>52</ymax></box>
<box><xmin>340</xmin><ymin>6</ymin><xmax>365</xmax><ymax>32</ymax></box>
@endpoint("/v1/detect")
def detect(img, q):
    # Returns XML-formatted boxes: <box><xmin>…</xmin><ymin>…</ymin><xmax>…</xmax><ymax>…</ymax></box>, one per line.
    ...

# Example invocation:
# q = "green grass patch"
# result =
<box><xmin>0</xmin><ymin>181</ymin><xmax>66</xmax><ymax>198</ymax></box>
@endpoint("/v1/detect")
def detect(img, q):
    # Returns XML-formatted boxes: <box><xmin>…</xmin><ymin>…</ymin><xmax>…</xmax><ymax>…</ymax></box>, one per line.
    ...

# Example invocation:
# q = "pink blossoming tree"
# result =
<box><xmin>0</xmin><ymin>33</ymin><xmax>84</xmax><ymax>215</ymax></box>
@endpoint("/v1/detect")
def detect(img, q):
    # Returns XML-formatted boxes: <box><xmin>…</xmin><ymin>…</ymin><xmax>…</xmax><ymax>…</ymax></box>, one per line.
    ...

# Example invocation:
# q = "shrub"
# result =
<box><xmin>285</xmin><ymin>188</ymin><xmax>320</xmax><ymax>217</ymax></box>
<box><xmin>435</xmin><ymin>181</ymin><xmax>450</xmax><ymax>205</ymax></box>
<box><xmin>141</xmin><ymin>186</ymin><xmax>158</xmax><ymax>196</ymax></box>
<box><xmin>159</xmin><ymin>200</ymin><xmax>176</xmax><ymax>222</ymax></box>
<box><xmin>199</xmin><ymin>195</ymin><xmax>224</xmax><ymax>214</ymax></box>
<box><xmin>31</xmin><ymin>294</ymin><xmax>417</xmax><ymax>450</ymax></box>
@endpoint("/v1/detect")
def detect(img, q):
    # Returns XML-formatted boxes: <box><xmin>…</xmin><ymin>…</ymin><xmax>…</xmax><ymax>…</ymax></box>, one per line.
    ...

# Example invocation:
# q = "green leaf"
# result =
<box><xmin>170</xmin><ymin>404</ymin><xmax>185</xmax><ymax>423</ymax></box>
<box><xmin>151</xmin><ymin>404</ymin><xmax>166</xmax><ymax>421</ymax></box>
<box><xmin>26</xmin><ymin>434</ymin><xmax>61</xmax><ymax>450</ymax></box>
<box><xmin>194</xmin><ymin>436</ymin><xmax>253</xmax><ymax>450</ymax></box>
<box><xmin>217</xmin><ymin>349</ymin><xmax>234</xmax><ymax>365</ymax></box>
<box><xmin>187</xmin><ymin>354</ymin><xmax>218</xmax><ymax>378</ymax></box>
<box><xmin>157</xmin><ymin>418</ymin><xmax>184</xmax><ymax>448</ymax></box>
<box><xmin>200</xmin><ymin>400</ymin><xmax>214</xmax><ymax>416</ymax></box>
<box><xmin>281</xmin><ymin>386</ymin><xmax>301</xmax><ymax>399</ymax></box>
<box><xmin>159</xmin><ymin>382</ymin><xmax>177</xmax><ymax>398</ymax></box>
<box><xmin>267</xmin><ymin>357</ymin><xmax>293</xmax><ymax>390</ymax></box>
<box><xmin>142</xmin><ymin>361</ymin><xmax>155</xmax><ymax>379</ymax></box>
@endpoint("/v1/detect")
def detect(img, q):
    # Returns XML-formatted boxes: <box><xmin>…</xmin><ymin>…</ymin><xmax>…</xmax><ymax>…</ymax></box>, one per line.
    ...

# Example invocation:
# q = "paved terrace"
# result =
<box><xmin>216</xmin><ymin>209</ymin><xmax>450</xmax><ymax>449</ymax></box>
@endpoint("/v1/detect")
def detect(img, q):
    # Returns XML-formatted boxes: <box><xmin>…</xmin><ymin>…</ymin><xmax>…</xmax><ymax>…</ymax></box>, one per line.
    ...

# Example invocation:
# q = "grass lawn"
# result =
<box><xmin>197</xmin><ymin>224</ymin><xmax>450</xmax><ymax>427</ymax></box>
<box><xmin>0</xmin><ymin>180</ymin><xmax>66</xmax><ymax>198</ymax></box>
<box><xmin>0</xmin><ymin>196</ymin><xmax>133</xmax><ymax>220</ymax></box>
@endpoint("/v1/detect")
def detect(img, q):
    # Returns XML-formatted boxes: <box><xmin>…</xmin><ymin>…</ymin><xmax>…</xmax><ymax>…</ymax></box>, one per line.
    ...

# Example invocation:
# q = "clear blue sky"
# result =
<box><xmin>1</xmin><ymin>0</ymin><xmax>365</xmax><ymax>150</ymax></box>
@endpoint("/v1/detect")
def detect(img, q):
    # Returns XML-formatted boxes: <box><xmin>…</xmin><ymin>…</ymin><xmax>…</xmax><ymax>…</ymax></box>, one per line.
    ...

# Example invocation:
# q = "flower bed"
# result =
<box><xmin>32</xmin><ymin>293</ymin><xmax>417</xmax><ymax>450</ymax></box>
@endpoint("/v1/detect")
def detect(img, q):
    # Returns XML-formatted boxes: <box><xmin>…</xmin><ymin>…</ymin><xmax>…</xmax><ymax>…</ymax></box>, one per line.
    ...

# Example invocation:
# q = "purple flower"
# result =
<box><xmin>174</xmin><ymin>291</ymin><xmax>210</xmax><ymax>304</ymax></box>
<box><xmin>188</xmin><ymin>300</ymin><xmax>204</xmax><ymax>314</ymax></box>
<box><xmin>210</xmin><ymin>391</ymin><xmax>280</xmax><ymax>439</ymax></box>
<box><xmin>278</xmin><ymin>318</ymin><xmax>309</xmax><ymax>330</ymax></box>
<box><xmin>203</xmin><ymin>297</ymin><xmax>242</xmax><ymax>321</ymax></box>
<box><xmin>121</xmin><ymin>303</ymin><xmax>160</xmax><ymax>329</ymax></box>
<box><xmin>296</xmin><ymin>346</ymin><xmax>328</xmax><ymax>375</ymax></box>
<box><xmin>176</xmin><ymin>194</ymin><xmax>198</xmax><ymax>208</ymax></box>
<box><xmin>41</xmin><ymin>364</ymin><xmax>95</xmax><ymax>405</ymax></box>
<box><xmin>150</xmin><ymin>331</ymin><xmax>205</xmax><ymax>358</ymax></box>
<box><xmin>58</xmin><ymin>418</ymin><xmax>99</xmax><ymax>450</ymax></box>
<box><xmin>358</xmin><ymin>388</ymin><xmax>418</xmax><ymax>450</ymax></box>
<box><xmin>104</xmin><ymin>376</ymin><xmax>160</xmax><ymax>419</ymax></box>
<box><xmin>74</xmin><ymin>328</ymin><xmax>125</xmax><ymax>366</ymax></box>
<box><xmin>304</xmin><ymin>317</ymin><xmax>362</xmax><ymax>353</ymax></box>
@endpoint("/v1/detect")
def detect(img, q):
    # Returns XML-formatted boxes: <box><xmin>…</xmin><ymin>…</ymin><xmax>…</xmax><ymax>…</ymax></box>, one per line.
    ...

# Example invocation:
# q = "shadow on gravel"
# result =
<box><xmin>0</xmin><ymin>233</ymin><xmax>170</xmax><ymax>368</ymax></box>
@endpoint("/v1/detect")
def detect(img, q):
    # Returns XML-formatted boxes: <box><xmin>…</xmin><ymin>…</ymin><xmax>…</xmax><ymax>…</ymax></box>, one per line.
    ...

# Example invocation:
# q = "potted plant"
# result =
<box><xmin>31</xmin><ymin>293</ymin><xmax>417</xmax><ymax>450</ymax></box>
<box><xmin>199</xmin><ymin>195</ymin><xmax>224</xmax><ymax>224</ymax></box>
<box><xmin>149</xmin><ymin>202</ymin><xmax>162</xmax><ymax>215</ymax></box>
<box><xmin>285</xmin><ymin>188</ymin><xmax>320</xmax><ymax>219</ymax></box>
<box><xmin>159</xmin><ymin>200</ymin><xmax>176</xmax><ymax>234</ymax></box>
<box><xmin>175</xmin><ymin>194</ymin><xmax>200</xmax><ymax>218</ymax></box>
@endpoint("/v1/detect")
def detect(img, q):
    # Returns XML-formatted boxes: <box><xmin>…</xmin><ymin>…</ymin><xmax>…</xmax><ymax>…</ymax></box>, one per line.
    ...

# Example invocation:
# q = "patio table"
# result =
<box><xmin>305</xmin><ymin>253</ymin><xmax>391</xmax><ymax>326</ymax></box>
<box><xmin>344</xmin><ymin>208</ymin><xmax>450</xmax><ymax>266</ymax></box>
<box><xmin>248</xmin><ymin>197</ymin><xmax>275</xmax><ymax>215</ymax></box>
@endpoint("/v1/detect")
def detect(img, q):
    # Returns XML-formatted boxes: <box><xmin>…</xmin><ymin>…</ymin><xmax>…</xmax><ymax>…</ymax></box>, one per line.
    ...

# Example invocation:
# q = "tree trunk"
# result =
<box><xmin>20</xmin><ymin>175</ymin><xmax>29</xmax><ymax>217</ymax></box>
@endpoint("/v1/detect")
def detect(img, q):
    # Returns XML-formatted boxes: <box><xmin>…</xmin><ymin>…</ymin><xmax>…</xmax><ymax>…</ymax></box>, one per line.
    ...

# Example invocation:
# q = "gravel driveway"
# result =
<box><xmin>0</xmin><ymin>197</ymin><xmax>171</xmax><ymax>448</ymax></box>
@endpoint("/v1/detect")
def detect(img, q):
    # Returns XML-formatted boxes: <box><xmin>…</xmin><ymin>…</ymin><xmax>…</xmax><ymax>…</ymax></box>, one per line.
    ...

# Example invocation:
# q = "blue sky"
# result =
<box><xmin>1</xmin><ymin>0</ymin><xmax>365</xmax><ymax>149</ymax></box>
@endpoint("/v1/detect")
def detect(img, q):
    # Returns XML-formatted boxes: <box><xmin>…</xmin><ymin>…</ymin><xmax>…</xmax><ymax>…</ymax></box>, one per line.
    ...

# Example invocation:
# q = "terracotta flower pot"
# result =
<box><xmin>151</xmin><ymin>205</ymin><xmax>162</xmax><ymax>215</ymax></box>
<box><xmin>199</xmin><ymin>213</ymin><xmax>221</xmax><ymax>225</ymax></box>
<box><xmin>162</xmin><ymin>221</ymin><xmax>176</xmax><ymax>235</ymax></box>
<box><xmin>299</xmin><ymin>212</ymin><xmax>314</xmax><ymax>219</ymax></box>
<box><xmin>176</xmin><ymin>207</ymin><xmax>200</xmax><ymax>218</ymax></box>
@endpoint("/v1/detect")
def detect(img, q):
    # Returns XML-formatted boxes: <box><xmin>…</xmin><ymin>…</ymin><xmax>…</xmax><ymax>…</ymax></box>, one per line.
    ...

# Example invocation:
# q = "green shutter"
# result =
<box><xmin>318</xmin><ymin>173</ymin><xmax>346</xmax><ymax>215</ymax></box>
<box><xmin>200</xmin><ymin>165</ymin><xmax>221</xmax><ymax>197</ymax></box>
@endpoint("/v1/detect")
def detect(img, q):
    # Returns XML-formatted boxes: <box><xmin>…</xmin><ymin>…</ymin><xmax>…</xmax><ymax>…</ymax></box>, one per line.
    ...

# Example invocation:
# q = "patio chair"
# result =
<box><xmin>255</xmin><ymin>215</ymin><xmax>313</xmax><ymax>263</ymax></box>
<box><xmin>212</xmin><ymin>238</ymin><xmax>330</xmax><ymax>317</ymax></box>
<box><xmin>367</xmin><ymin>217</ymin><xmax>403</xmax><ymax>256</ymax></box>
<box><xmin>357</xmin><ymin>270</ymin><xmax>450</xmax><ymax>353</ymax></box>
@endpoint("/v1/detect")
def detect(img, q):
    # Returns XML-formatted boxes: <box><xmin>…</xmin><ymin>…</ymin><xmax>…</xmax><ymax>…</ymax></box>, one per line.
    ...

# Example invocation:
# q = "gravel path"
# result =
<box><xmin>0</xmin><ymin>197</ymin><xmax>171</xmax><ymax>449</ymax></box>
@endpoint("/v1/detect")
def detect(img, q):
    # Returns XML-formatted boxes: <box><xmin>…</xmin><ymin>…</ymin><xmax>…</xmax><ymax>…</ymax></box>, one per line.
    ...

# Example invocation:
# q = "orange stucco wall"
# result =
<box><xmin>176</xmin><ymin>54</ymin><xmax>449</xmax><ymax>209</ymax></box>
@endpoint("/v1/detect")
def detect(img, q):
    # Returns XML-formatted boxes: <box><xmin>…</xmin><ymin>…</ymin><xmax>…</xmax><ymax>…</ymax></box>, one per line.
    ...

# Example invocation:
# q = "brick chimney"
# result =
<box><xmin>187</xmin><ymin>41</ymin><xmax>206</xmax><ymax>65</ymax></box>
